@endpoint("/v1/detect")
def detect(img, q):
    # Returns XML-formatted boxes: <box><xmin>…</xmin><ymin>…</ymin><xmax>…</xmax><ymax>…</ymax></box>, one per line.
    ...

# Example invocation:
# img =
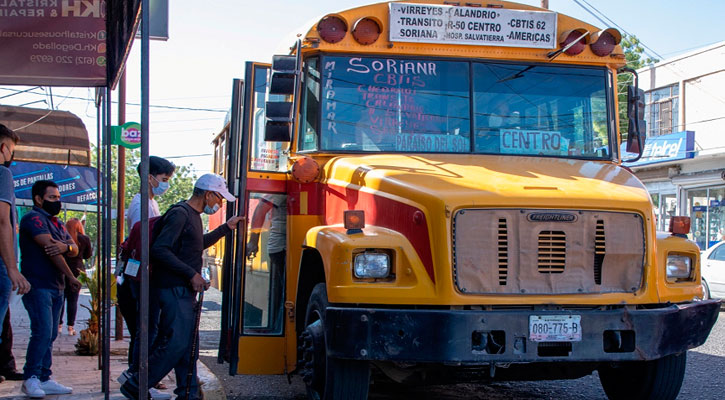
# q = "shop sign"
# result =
<box><xmin>0</xmin><ymin>1</ymin><xmax>107</xmax><ymax>86</ymax></box>
<box><xmin>623</xmin><ymin>131</ymin><xmax>695</xmax><ymax>167</ymax></box>
<box><xmin>111</xmin><ymin>122</ymin><xmax>142</xmax><ymax>149</ymax></box>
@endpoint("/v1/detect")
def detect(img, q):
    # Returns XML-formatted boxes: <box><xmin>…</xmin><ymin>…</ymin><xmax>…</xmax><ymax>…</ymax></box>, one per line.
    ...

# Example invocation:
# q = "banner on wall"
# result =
<box><xmin>11</xmin><ymin>161</ymin><xmax>98</xmax><ymax>205</ymax></box>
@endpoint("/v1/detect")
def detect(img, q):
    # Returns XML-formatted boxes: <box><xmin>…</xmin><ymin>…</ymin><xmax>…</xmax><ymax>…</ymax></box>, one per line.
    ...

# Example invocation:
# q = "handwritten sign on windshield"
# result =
<box><xmin>500</xmin><ymin>129</ymin><xmax>569</xmax><ymax>155</ymax></box>
<box><xmin>321</xmin><ymin>56</ymin><xmax>471</xmax><ymax>152</ymax></box>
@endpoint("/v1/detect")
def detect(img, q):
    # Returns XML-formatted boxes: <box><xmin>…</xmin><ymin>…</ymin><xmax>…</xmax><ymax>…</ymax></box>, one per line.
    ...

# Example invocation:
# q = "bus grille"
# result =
<box><xmin>537</xmin><ymin>231</ymin><xmax>566</xmax><ymax>273</ymax></box>
<box><xmin>453</xmin><ymin>209</ymin><xmax>644</xmax><ymax>295</ymax></box>
<box><xmin>594</xmin><ymin>220</ymin><xmax>606</xmax><ymax>284</ymax></box>
<box><xmin>498</xmin><ymin>218</ymin><xmax>508</xmax><ymax>285</ymax></box>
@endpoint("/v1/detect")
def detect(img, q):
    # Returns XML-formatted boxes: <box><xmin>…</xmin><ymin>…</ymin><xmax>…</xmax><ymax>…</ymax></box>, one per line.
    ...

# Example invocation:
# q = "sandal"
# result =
<box><xmin>68</xmin><ymin>326</ymin><xmax>76</xmax><ymax>336</ymax></box>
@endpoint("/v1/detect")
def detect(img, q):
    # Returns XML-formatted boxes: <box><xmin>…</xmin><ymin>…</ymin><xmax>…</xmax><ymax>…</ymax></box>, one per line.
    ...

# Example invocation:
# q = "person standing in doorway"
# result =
<box><xmin>19</xmin><ymin>180</ymin><xmax>81</xmax><ymax>398</ymax></box>
<box><xmin>0</xmin><ymin>124</ymin><xmax>30</xmax><ymax>383</ymax></box>
<box><xmin>246</xmin><ymin>193</ymin><xmax>287</xmax><ymax>331</ymax></box>
<box><xmin>58</xmin><ymin>218</ymin><xmax>92</xmax><ymax>336</ymax></box>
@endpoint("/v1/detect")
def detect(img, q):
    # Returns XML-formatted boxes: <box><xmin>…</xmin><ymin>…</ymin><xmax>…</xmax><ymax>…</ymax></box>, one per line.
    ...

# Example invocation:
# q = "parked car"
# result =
<box><xmin>701</xmin><ymin>241</ymin><xmax>725</xmax><ymax>299</ymax></box>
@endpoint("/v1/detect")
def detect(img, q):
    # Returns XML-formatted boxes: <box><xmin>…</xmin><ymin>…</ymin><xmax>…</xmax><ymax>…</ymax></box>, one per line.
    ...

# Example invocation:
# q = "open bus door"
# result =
<box><xmin>220</xmin><ymin>61</ymin><xmax>289</xmax><ymax>375</ymax></box>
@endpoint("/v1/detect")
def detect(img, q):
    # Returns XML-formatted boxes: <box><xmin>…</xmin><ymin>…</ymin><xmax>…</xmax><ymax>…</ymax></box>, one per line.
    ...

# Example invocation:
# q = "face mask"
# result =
<box><xmin>42</xmin><ymin>200</ymin><xmax>62</xmax><ymax>216</ymax></box>
<box><xmin>203</xmin><ymin>203</ymin><xmax>220</xmax><ymax>215</ymax></box>
<box><xmin>1</xmin><ymin>145</ymin><xmax>12</xmax><ymax>168</ymax></box>
<box><xmin>153</xmin><ymin>180</ymin><xmax>170</xmax><ymax>196</ymax></box>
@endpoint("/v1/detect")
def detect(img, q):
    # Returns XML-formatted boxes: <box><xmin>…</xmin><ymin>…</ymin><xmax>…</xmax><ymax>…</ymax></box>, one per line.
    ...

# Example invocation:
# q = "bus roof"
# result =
<box><xmin>295</xmin><ymin>0</ymin><xmax>625</xmax><ymax>68</ymax></box>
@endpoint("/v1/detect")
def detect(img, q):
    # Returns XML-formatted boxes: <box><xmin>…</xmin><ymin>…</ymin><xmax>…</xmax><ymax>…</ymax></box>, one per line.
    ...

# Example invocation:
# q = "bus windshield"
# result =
<box><xmin>311</xmin><ymin>55</ymin><xmax>613</xmax><ymax>160</ymax></box>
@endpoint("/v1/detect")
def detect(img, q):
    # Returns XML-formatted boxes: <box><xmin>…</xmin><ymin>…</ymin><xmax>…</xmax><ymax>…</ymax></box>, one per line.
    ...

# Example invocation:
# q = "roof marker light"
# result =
<box><xmin>558</xmin><ymin>29</ymin><xmax>589</xmax><ymax>56</ymax></box>
<box><xmin>590</xmin><ymin>28</ymin><xmax>622</xmax><ymax>57</ymax></box>
<box><xmin>318</xmin><ymin>15</ymin><xmax>347</xmax><ymax>44</ymax></box>
<box><xmin>352</xmin><ymin>17</ymin><xmax>381</xmax><ymax>45</ymax></box>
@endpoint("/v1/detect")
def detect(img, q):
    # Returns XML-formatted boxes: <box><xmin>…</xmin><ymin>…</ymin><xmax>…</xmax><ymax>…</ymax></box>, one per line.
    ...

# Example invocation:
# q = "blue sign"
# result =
<box><xmin>10</xmin><ymin>162</ymin><xmax>98</xmax><ymax>205</ymax></box>
<box><xmin>622</xmin><ymin>131</ymin><xmax>695</xmax><ymax>167</ymax></box>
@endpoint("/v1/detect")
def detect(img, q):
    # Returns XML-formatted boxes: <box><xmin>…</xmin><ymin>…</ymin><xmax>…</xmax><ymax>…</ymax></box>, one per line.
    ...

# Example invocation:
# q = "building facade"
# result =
<box><xmin>627</xmin><ymin>41</ymin><xmax>725</xmax><ymax>250</ymax></box>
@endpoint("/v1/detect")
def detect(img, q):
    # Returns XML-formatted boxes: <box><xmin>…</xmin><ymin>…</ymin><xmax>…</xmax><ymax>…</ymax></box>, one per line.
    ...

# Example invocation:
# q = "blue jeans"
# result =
<box><xmin>22</xmin><ymin>287</ymin><xmax>63</xmax><ymax>380</ymax></box>
<box><xmin>0</xmin><ymin>264</ymin><xmax>11</xmax><ymax>346</ymax></box>
<box><xmin>128</xmin><ymin>279</ymin><xmax>160</xmax><ymax>374</ymax></box>
<box><xmin>125</xmin><ymin>286</ymin><xmax>201</xmax><ymax>399</ymax></box>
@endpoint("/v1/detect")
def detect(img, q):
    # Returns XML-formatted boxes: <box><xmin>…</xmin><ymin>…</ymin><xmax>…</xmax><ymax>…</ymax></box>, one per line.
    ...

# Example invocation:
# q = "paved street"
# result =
<box><xmin>198</xmin><ymin>289</ymin><xmax>725</xmax><ymax>400</ymax></box>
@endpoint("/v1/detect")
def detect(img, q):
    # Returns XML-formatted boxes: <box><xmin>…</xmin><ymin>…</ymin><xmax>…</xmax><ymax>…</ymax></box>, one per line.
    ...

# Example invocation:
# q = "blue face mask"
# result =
<box><xmin>152</xmin><ymin>176</ymin><xmax>170</xmax><ymax>196</ymax></box>
<box><xmin>203</xmin><ymin>203</ymin><xmax>220</xmax><ymax>215</ymax></box>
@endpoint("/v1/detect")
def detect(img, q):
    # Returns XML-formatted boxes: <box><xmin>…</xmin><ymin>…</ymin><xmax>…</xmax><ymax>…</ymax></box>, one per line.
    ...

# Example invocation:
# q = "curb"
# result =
<box><xmin>198</xmin><ymin>359</ymin><xmax>226</xmax><ymax>400</ymax></box>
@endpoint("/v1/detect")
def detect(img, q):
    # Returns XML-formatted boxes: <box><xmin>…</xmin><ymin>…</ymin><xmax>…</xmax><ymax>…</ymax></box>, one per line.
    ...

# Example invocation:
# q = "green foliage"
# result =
<box><xmin>618</xmin><ymin>35</ymin><xmax>659</xmax><ymax>137</ymax></box>
<box><xmin>83</xmin><ymin>144</ymin><xmax>198</xmax><ymax>259</ymax></box>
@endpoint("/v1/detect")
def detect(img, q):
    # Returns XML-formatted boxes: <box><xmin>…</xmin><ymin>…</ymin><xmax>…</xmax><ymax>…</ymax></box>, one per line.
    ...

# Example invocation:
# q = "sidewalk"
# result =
<box><xmin>0</xmin><ymin>288</ymin><xmax>225</xmax><ymax>400</ymax></box>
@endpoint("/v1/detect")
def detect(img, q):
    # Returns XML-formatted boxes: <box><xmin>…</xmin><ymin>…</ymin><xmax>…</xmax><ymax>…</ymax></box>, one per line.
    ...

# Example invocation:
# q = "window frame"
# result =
<box><xmin>307</xmin><ymin>53</ymin><xmax>616</xmax><ymax>161</ymax></box>
<box><xmin>645</xmin><ymin>84</ymin><xmax>679</xmax><ymax>137</ymax></box>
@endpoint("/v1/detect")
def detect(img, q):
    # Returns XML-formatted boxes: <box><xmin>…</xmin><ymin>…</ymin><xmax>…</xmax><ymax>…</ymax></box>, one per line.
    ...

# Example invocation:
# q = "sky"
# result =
<box><xmin>2</xmin><ymin>0</ymin><xmax>725</xmax><ymax>177</ymax></box>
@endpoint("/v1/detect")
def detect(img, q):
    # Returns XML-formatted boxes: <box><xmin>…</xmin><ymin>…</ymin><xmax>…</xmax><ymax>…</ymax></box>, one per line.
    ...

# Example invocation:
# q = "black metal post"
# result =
<box><xmin>99</xmin><ymin>89</ymin><xmax>107</xmax><ymax>390</ymax></box>
<box><xmin>103</xmin><ymin>86</ymin><xmax>113</xmax><ymax>399</ymax></box>
<box><xmin>139</xmin><ymin>0</ymin><xmax>151</xmax><ymax>396</ymax></box>
<box><xmin>96</xmin><ymin>89</ymin><xmax>103</xmax><ymax>372</ymax></box>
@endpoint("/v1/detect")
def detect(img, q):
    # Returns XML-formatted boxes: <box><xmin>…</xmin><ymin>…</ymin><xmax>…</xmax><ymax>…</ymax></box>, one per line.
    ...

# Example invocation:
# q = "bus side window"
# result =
<box><xmin>299</xmin><ymin>57</ymin><xmax>320</xmax><ymax>152</ymax></box>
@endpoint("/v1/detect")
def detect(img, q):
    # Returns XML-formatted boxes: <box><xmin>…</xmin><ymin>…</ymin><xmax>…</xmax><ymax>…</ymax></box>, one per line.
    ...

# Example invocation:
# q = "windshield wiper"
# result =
<box><xmin>496</xmin><ymin>65</ymin><xmax>535</xmax><ymax>83</ymax></box>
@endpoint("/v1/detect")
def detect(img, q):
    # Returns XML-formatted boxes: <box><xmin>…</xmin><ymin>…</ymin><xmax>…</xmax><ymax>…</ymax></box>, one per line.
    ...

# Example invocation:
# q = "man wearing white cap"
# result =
<box><xmin>120</xmin><ymin>173</ymin><xmax>241</xmax><ymax>400</ymax></box>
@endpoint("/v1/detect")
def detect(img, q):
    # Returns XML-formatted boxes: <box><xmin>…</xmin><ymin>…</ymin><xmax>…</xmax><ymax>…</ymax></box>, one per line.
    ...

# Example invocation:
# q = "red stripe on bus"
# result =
<box><xmin>324</xmin><ymin>184</ymin><xmax>435</xmax><ymax>283</ymax></box>
<box><xmin>247</xmin><ymin>178</ymin><xmax>435</xmax><ymax>283</ymax></box>
<box><xmin>246</xmin><ymin>177</ymin><xmax>286</xmax><ymax>192</ymax></box>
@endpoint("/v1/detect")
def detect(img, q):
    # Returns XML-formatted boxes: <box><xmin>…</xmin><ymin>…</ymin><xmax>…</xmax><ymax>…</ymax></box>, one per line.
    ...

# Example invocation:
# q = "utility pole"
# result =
<box><xmin>541</xmin><ymin>0</ymin><xmax>549</xmax><ymax>9</ymax></box>
<box><xmin>115</xmin><ymin>70</ymin><xmax>126</xmax><ymax>340</ymax></box>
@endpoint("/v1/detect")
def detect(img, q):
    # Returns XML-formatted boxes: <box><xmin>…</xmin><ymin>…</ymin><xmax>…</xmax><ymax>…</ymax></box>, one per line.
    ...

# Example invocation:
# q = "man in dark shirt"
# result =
<box><xmin>19</xmin><ymin>180</ymin><xmax>81</xmax><ymax>398</ymax></box>
<box><xmin>0</xmin><ymin>123</ymin><xmax>30</xmax><ymax>383</ymax></box>
<box><xmin>121</xmin><ymin>173</ymin><xmax>241</xmax><ymax>400</ymax></box>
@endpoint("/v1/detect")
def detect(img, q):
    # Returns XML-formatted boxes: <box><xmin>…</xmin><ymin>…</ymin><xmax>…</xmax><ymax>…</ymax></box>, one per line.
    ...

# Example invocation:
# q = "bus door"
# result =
<box><xmin>223</xmin><ymin>61</ymin><xmax>290</xmax><ymax>375</ymax></box>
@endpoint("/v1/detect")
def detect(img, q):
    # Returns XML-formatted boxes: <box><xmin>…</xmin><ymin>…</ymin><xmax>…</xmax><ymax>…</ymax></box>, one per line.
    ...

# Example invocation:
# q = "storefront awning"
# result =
<box><xmin>0</xmin><ymin>105</ymin><xmax>91</xmax><ymax>167</ymax></box>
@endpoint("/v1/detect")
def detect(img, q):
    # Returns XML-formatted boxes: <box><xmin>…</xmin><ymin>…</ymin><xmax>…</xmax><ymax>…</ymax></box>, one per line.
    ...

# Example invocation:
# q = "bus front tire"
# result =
<box><xmin>300</xmin><ymin>283</ymin><xmax>370</xmax><ymax>400</ymax></box>
<box><xmin>598</xmin><ymin>352</ymin><xmax>687</xmax><ymax>400</ymax></box>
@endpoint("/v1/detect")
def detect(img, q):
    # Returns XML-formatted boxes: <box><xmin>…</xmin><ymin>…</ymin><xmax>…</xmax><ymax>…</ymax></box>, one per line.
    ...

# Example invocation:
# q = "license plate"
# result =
<box><xmin>529</xmin><ymin>315</ymin><xmax>582</xmax><ymax>342</ymax></box>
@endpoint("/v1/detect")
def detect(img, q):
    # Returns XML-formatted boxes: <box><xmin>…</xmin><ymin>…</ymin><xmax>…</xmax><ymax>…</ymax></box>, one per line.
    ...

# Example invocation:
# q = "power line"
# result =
<box><xmin>0</xmin><ymin>87</ymin><xmax>227</xmax><ymax>113</ymax></box>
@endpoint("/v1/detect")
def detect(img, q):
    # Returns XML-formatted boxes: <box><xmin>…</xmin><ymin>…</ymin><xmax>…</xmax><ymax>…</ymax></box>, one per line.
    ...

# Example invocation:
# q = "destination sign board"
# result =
<box><xmin>389</xmin><ymin>3</ymin><xmax>557</xmax><ymax>49</ymax></box>
<box><xmin>500</xmin><ymin>129</ymin><xmax>569</xmax><ymax>155</ymax></box>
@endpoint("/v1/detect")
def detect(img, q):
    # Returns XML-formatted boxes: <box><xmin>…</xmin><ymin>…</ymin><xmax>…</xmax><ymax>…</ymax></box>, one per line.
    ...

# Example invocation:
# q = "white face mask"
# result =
<box><xmin>203</xmin><ymin>203</ymin><xmax>221</xmax><ymax>215</ymax></box>
<box><xmin>152</xmin><ymin>176</ymin><xmax>170</xmax><ymax>196</ymax></box>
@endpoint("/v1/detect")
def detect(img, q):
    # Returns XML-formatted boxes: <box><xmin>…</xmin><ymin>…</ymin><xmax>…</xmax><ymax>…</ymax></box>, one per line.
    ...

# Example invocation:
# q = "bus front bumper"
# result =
<box><xmin>324</xmin><ymin>300</ymin><xmax>720</xmax><ymax>363</ymax></box>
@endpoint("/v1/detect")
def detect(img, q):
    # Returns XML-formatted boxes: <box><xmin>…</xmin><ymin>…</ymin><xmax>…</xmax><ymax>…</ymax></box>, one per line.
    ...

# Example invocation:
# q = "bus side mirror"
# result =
<box><xmin>625</xmin><ymin>85</ymin><xmax>647</xmax><ymax>155</ymax></box>
<box><xmin>264</xmin><ymin>50</ymin><xmax>300</xmax><ymax>142</ymax></box>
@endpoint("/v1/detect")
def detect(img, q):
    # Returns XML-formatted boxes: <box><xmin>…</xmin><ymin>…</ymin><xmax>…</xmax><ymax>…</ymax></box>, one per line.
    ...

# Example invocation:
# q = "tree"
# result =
<box><xmin>618</xmin><ymin>35</ymin><xmax>658</xmax><ymax>138</ymax></box>
<box><xmin>66</xmin><ymin>144</ymin><xmax>198</xmax><ymax>260</ymax></box>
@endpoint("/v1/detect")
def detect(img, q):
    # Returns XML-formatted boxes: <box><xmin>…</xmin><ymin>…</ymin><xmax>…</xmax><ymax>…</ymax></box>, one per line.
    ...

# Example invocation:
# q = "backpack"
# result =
<box><xmin>119</xmin><ymin>203</ymin><xmax>186</xmax><ymax>281</ymax></box>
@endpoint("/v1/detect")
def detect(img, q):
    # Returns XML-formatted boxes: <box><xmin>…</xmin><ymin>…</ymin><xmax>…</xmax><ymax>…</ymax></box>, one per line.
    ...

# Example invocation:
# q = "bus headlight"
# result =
<box><xmin>354</xmin><ymin>252</ymin><xmax>390</xmax><ymax>279</ymax></box>
<box><xmin>666</xmin><ymin>254</ymin><xmax>692</xmax><ymax>280</ymax></box>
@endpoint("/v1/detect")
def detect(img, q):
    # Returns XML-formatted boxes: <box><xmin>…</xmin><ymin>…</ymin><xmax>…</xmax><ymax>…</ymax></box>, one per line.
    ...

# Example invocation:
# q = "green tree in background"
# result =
<box><xmin>65</xmin><ymin>145</ymin><xmax>198</xmax><ymax>261</ymax></box>
<box><xmin>618</xmin><ymin>35</ymin><xmax>658</xmax><ymax>139</ymax></box>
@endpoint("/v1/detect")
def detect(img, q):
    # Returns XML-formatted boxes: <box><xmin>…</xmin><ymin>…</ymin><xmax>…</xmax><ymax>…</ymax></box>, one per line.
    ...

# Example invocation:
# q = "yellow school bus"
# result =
<box><xmin>215</xmin><ymin>1</ymin><xmax>720</xmax><ymax>399</ymax></box>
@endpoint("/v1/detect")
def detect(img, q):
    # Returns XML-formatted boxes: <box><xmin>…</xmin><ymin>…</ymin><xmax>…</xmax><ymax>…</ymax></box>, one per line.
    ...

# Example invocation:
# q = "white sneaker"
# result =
<box><xmin>149</xmin><ymin>387</ymin><xmax>172</xmax><ymax>400</ymax></box>
<box><xmin>38</xmin><ymin>378</ymin><xmax>72</xmax><ymax>395</ymax></box>
<box><xmin>21</xmin><ymin>376</ymin><xmax>45</xmax><ymax>399</ymax></box>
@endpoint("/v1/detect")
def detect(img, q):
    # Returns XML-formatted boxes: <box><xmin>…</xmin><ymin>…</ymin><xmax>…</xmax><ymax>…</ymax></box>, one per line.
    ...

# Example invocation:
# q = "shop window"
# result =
<box><xmin>644</xmin><ymin>85</ymin><xmax>679</xmax><ymax>137</ymax></box>
<box><xmin>687</xmin><ymin>187</ymin><xmax>725</xmax><ymax>250</ymax></box>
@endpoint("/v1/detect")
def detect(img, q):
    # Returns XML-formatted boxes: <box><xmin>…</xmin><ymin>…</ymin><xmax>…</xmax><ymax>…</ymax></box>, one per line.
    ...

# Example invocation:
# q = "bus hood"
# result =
<box><xmin>323</xmin><ymin>154</ymin><xmax>652</xmax><ymax>213</ymax></box>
